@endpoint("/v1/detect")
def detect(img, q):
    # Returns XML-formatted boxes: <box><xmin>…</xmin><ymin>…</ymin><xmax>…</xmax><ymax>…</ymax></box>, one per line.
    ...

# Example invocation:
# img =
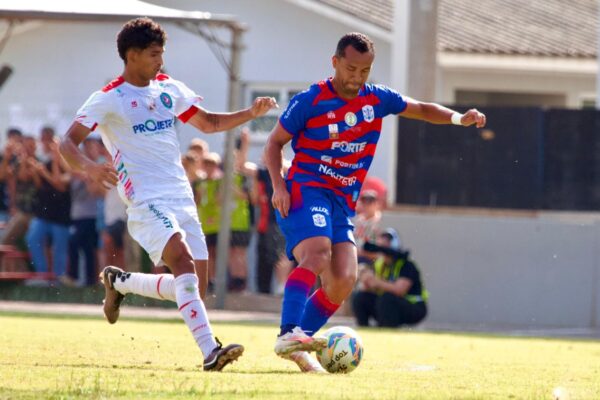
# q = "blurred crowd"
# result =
<box><xmin>0</xmin><ymin>125</ymin><xmax>295</xmax><ymax>294</ymax></box>
<box><xmin>0</xmin><ymin>124</ymin><xmax>422</xmax><ymax>313</ymax></box>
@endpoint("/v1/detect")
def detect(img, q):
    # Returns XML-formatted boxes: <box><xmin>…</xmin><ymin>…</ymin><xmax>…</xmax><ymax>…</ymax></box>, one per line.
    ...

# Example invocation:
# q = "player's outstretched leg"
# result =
<box><xmin>99</xmin><ymin>266</ymin><xmax>126</xmax><ymax>324</ymax></box>
<box><xmin>203</xmin><ymin>338</ymin><xmax>245</xmax><ymax>371</ymax></box>
<box><xmin>274</xmin><ymin>326</ymin><xmax>327</xmax><ymax>357</ymax></box>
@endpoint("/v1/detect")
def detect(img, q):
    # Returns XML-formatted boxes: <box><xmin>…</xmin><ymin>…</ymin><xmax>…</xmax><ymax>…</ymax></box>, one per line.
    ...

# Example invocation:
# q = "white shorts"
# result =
<box><xmin>126</xmin><ymin>197</ymin><xmax>208</xmax><ymax>266</ymax></box>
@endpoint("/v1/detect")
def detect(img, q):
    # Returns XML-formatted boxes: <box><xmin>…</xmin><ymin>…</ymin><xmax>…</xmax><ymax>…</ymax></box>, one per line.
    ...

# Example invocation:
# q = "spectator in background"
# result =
<box><xmin>194</xmin><ymin>152</ymin><xmax>222</xmax><ymax>288</ymax></box>
<box><xmin>37</xmin><ymin>126</ymin><xmax>56</xmax><ymax>163</ymax></box>
<box><xmin>236</xmin><ymin>128</ymin><xmax>292</xmax><ymax>294</ymax></box>
<box><xmin>1</xmin><ymin>135</ymin><xmax>38</xmax><ymax>248</ymax></box>
<box><xmin>362</xmin><ymin>176</ymin><xmax>388</xmax><ymax>209</ymax></box>
<box><xmin>353</xmin><ymin>189</ymin><xmax>383</xmax><ymax>264</ymax></box>
<box><xmin>67</xmin><ymin>138</ymin><xmax>105</xmax><ymax>286</ymax></box>
<box><xmin>0</xmin><ymin>128</ymin><xmax>23</xmax><ymax>222</ymax></box>
<box><xmin>25</xmin><ymin>127</ymin><xmax>71</xmax><ymax>282</ymax></box>
<box><xmin>182</xmin><ymin>151</ymin><xmax>202</xmax><ymax>186</ymax></box>
<box><xmin>227</xmin><ymin>138</ymin><xmax>253</xmax><ymax>292</ymax></box>
<box><xmin>102</xmin><ymin>184</ymin><xmax>127</xmax><ymax>271</ymax></box>
<box><xmin>188</xmin><ymin>138</ymin><xmax>209</xmax><ymax>179</ymax></box>
<box><xmin>352</xmin><ymin>228</ymin><xmax>428</xmax><ymax>328</ymax></box>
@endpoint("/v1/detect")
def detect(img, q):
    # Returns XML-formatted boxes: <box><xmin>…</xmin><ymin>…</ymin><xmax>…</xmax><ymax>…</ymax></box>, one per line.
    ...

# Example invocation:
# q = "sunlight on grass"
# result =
<box><xmin>1</xmin><ymin>314</ymin><xmax>599</xmax><ymax>399</ymax></box>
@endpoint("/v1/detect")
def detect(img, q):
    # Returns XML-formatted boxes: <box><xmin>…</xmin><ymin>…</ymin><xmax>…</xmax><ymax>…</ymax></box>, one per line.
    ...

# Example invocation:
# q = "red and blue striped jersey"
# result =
<box><xmin>279</xmin><ymin>78</ymin><xmax>407</xmax><ymax>216</ymax></box>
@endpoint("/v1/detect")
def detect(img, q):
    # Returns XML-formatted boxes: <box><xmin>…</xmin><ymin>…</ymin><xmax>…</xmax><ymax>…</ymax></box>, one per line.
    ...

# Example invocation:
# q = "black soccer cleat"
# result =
<box><xmin>203</xmin><ymin>338</ymin><xmax>244</xmax><ymax>372</ymax></box>
<box><xmin>99</xmin><ymin>266</ymin><xmax>127</xmax><ymax>324</ymax></box>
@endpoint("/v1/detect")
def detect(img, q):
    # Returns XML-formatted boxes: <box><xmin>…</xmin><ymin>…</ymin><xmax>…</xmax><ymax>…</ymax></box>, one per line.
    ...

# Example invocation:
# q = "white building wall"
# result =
<box><xmin>439</xmin><ymin>64</ymin><xmax>596</xmax><ymax>108</ymax></box>
<box><xmin>382</xmin><ymin>209</ymin><xmax>600</xmax><ymax>328</ymax></box>
<box><xmin>0</xmin><ymin>0</ymin><xmax>396</xmax><ymax>185</ymax></box>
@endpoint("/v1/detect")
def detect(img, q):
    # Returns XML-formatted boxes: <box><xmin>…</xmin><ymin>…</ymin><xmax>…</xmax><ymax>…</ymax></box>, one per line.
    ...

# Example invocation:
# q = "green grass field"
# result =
<box><xmin>1</xmin><ymin>313</ymin><xmax>599</xmax><ymax>399</ymax></box>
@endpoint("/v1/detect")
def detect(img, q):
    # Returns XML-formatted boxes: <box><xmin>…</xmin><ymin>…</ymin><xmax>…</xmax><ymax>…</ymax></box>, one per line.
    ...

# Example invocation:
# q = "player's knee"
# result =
<box><xmin>299</xmin><ymin>247</ymin><xmax>331</xmax><ymax>271</ymax></box>
<box><xmin>163</xmin><ymin>236</ymin><xmax>194</xmax><ymax>273</ymax></box>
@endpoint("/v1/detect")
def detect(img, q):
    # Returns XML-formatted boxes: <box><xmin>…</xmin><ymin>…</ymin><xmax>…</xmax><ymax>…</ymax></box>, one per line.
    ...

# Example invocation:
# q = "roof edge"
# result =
<box><xmin>283</xmin><ymin>0</ymin><xmax>393</xmax><ymax>42</ymax></box>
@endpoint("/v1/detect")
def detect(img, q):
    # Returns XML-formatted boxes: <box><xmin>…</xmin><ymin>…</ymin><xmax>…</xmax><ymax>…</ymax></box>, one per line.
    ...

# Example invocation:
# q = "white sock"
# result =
<box><xmin>175</xmin><ymin>273</ymin><xmax>217</xmax><ymax>358</ymax></box>
<box><xmin>112</xmin><ymin>272</ymin><xmax>176</xmax><ymax>302</ymax></box>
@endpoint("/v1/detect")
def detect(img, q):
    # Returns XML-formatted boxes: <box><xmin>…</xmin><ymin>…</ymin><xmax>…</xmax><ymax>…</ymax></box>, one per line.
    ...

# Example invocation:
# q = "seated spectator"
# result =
<box><xmin>352</xmin><ymin>228</ymin><xmax>428</xmax><ymax>328</ymax></box>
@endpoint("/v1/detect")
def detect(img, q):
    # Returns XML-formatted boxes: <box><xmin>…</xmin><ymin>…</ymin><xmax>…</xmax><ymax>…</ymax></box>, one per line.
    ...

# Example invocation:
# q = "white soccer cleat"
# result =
<box><xmin>286</xmin><ymin>351</ymin><xmax>327</xmax><ymax>373</ymax></box>
<box><xmin>274</xmin><ymin>326</ymin><xmax>327</xmax><ymax>357</ymax></box>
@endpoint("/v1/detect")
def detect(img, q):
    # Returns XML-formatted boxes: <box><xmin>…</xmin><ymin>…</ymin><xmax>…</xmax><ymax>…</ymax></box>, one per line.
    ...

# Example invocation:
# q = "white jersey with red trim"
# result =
<box><xmin>75</xmin><ymin>74</ymin><xmax>202</xmax><ymax>206</ymax></box>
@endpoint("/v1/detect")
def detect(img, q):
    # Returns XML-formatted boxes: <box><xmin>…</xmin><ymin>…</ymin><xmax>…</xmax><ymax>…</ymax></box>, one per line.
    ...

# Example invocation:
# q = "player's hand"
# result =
<box><xmin>460</xmin><ymin>109</ymin><xmax>486</xmax><ymax>128</ymax></box>
<box><xmin>272</xmin><ymin>186</ymin><xmax>291</xmax><ymax>218</ymax></box>
<box><xmin>249</xmin><ymin>97</ymin><xmax>278</xmax><ymax>118</ymax></box>
<box><xmin>89</xmin><ymin>162</ymin><xmax>118</xmax><ymax>187</ymax></box>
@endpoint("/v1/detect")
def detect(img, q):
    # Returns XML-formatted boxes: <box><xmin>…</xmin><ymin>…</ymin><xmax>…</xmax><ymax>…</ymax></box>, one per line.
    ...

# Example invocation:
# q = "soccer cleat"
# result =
<box><xmin>99</xmin><ymin>266</ymin><xmax>126</xmax><ymax>324</ymax></box>
<box><xmin>203</xmin><ymin>338</ymin><xmax>244</xmax><ymax>372</ymax></box>
<box><xmin>285</xmin><ymin>351</ymin><xmax>327</xmax><ymax>373</ymax></box>
<box><xmin>274</xmin><ymin>326</ymin><xmax>327</xmax><ymax>357</ymax></box>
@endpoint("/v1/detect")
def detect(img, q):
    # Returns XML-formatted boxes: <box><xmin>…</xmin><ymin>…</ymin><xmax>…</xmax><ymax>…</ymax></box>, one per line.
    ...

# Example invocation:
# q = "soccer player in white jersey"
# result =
<box><xmin>59</xmin><ymin>17</ymin><xmax>278</xmax><ymax>372</ymax></box>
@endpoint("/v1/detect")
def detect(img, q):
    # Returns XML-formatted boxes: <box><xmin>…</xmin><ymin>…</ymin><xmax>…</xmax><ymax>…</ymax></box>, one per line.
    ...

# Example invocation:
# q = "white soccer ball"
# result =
<box><xmin>316</xmin><ymin>326</ymin><xmax>363</xmax><ymax>373</ymax></box>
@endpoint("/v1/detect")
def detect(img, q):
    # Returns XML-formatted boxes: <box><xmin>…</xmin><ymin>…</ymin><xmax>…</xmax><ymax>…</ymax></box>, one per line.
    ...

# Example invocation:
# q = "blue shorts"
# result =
<box><xmin>276</xmin><ymin>186</ymin><xmax>355</xmax><ymax>261</ymax></box>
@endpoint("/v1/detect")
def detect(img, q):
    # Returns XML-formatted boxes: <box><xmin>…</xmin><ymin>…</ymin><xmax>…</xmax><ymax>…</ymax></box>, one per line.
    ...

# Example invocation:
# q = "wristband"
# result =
<box><xmin>451</xmin><ymin>112</ymin><xmax>463</xmax><ymax>126</ymax></box>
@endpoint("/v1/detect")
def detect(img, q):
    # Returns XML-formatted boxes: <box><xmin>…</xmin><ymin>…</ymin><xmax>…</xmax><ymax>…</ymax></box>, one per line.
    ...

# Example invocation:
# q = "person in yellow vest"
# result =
<box><xmin>352</xmin><ymin>228</ymin><xmax>428</xmax><ymax>327</ymax></box>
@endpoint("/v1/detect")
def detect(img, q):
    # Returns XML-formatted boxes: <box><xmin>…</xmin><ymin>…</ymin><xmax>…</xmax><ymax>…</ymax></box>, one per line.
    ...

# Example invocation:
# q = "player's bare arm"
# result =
<box><xmin>401</xmin><ymin>98</ymin><xmax>486</xmax><ymax>128</ymax></box>
<box><xmin>187</xmin><ymin>96</ymin><xmax>278</xmax><ymax>133</ymax></box>
<box><xmin>264</xmin><ymin>122</ymin><xmax>292</xmax><ymax>218</ymax></box>
<box><xmin>60</xmin><ymin>122</ymin><xmax>118</xmax><ymax>186</ymax></box>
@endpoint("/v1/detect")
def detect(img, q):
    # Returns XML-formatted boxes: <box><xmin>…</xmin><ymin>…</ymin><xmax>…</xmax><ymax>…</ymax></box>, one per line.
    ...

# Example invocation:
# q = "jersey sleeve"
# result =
<box><xmin>75</xmin><ymin>91</ymin><xmax>111</xmax><ymax>130</ymax></box>
<box><xmin>168</xmin><ymin>79</ymin><xmax>203</xmax><ymax>120</ymax></box>
<box><xmin>278</xmin><ymin>90</ymin><xmax>312</xmax><ymax>136</ymax></box>
<box><xmin>375</xmin><ymin>85</ymin><xmax>408</xmax><ymax>116</ymax></box>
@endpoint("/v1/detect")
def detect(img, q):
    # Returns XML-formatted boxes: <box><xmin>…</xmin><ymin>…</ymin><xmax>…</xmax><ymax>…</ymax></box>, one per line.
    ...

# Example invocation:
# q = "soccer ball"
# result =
<box><xmin>316</xmin><ymin>326</ymin><xmax>363</xmax><ymax>373</ymax></box>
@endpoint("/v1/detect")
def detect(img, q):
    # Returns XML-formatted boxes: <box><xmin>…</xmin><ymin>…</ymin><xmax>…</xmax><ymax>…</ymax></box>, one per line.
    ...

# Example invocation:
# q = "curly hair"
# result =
<box><xmin>335</xmin><ymin>32</ymin><xmax>375</xmax><ymax>58</ymax></box>
<box><xmin>117</xmin><ymin>17</ymin><xmax>167</xmax><ymax>63</ymax></box>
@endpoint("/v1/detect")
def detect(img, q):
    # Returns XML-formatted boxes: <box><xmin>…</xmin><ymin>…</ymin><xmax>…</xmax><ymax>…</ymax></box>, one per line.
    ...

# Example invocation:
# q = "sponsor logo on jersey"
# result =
<box><xmin>310</xmin><ymin>206</ymin><xmax>330</xmax><ymax>215</ymax></box>
<box><xmin>327</xmin><ymin>111</ymin><xmax>336</xmax><ymax>119</ymax></box>
<box><xmin>160</xmin><ymin>92</ymin><xmax>173</xmax><ymax>109</ymax></box>
<box><xmin>344</xmin><ymin>112</ymin><xmax>357</xmax><ymax>127</ymax></box>
<box><xmin>328</xmin><ymin>124</ymin><xmax>338</xmax><ymax>134</ymax></box>
<box><xmin>148</xmin><ymin>203</ymin><xmax>174</xmax><ymax>229</ymax></box>
<box><xmin>131</xmin><ymin>100</ymin><xmax>138</xmax><ymax>108</ymax></box>
<box><xmin>334</xmin><ymin>159</ymin><xmax>365</xmax><ymax>169</ymax></box>
<box><xmin>312</xmin><ymin>213</ymin><xmax>327</xmax><ymax>227</ymax></box>
<box><xmin>331</xmin><ymin>141</ymin><xmax>367</xmax><ymax>153</ymax></box>
<box><xmin>318</xmin><ymin>164</ymin><xmax>357</xmax><ymax>186</ymax></box>
<box><xmin>283</xmin><ymin>100</ymin><xmax>299</xmax><ymax>119</ymax></box>
<box><xmin>321</xmin><ymin>155</ymin><xmax>332</xmax><ymax>163</ymax></box>
<box><xmin>132</xmin><ymin>118</ymin><xmax>174</xmax><ymax>135</ymax></box>
<box><xmin>362</xmin><ymin>105</ymin><xmax>375</xmax><ymax>123</ymax></box>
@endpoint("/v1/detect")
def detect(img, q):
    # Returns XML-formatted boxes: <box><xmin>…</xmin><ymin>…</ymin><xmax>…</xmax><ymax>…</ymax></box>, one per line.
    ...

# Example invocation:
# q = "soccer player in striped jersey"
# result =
<box><xmin>59</xmin><ymin>17</ymin><xmax>277</xmax><ymax>372</ymax></box>
<box><xmin>264</xmin><ymin>32</ymin><xmax>486</xmax><ymax>372</ymax></box>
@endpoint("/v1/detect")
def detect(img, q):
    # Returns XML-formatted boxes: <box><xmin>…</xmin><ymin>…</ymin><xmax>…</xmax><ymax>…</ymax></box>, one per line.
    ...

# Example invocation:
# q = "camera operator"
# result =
<box><xmin>352</xmin><ymin>228</ymin><xmax>428</xmax><ymax>327</ymax></box>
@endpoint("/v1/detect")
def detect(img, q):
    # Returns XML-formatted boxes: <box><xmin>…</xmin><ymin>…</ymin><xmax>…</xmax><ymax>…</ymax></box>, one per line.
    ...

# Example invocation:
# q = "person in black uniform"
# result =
<box><xmin>352</xmin><ymin>228</ymin><xmax>428</xmax><ymax>327</ymax></box>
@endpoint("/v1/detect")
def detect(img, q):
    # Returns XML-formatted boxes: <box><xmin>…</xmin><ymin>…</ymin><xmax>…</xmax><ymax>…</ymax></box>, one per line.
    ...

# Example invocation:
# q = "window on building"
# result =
<box><xmin>246</xmin><ymin>86</ymin><xmax>305</xmax><ymax>135</ymax></box>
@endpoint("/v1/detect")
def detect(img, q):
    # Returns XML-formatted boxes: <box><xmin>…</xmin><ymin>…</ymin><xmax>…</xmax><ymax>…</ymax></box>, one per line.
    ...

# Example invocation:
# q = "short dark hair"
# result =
<box><xmin>117</xmin><ymin>17</ymin><xmax>167</xmax><ymax>63</ymax></box>
<box><xmin>7</xmin><ymin>127</ymin><xmax>22</xmax><ymax>137</ymax></box>
<box><xmin>335</xmin><ymin>32</ymin><xmax>375</xmax><ymax>58</ymax></box>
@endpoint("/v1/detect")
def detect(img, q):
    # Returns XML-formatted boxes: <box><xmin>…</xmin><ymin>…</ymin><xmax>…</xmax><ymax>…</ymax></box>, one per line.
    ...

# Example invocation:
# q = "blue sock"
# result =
<box><xmin>279</xmin><ymin>267</ymin><xmax>316</xmax><ymax>336</ymax></box>
<box><xmin>300</xmin><ymin>288</ymin><xmax>340</xmax><ymax>336</ymax></box>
